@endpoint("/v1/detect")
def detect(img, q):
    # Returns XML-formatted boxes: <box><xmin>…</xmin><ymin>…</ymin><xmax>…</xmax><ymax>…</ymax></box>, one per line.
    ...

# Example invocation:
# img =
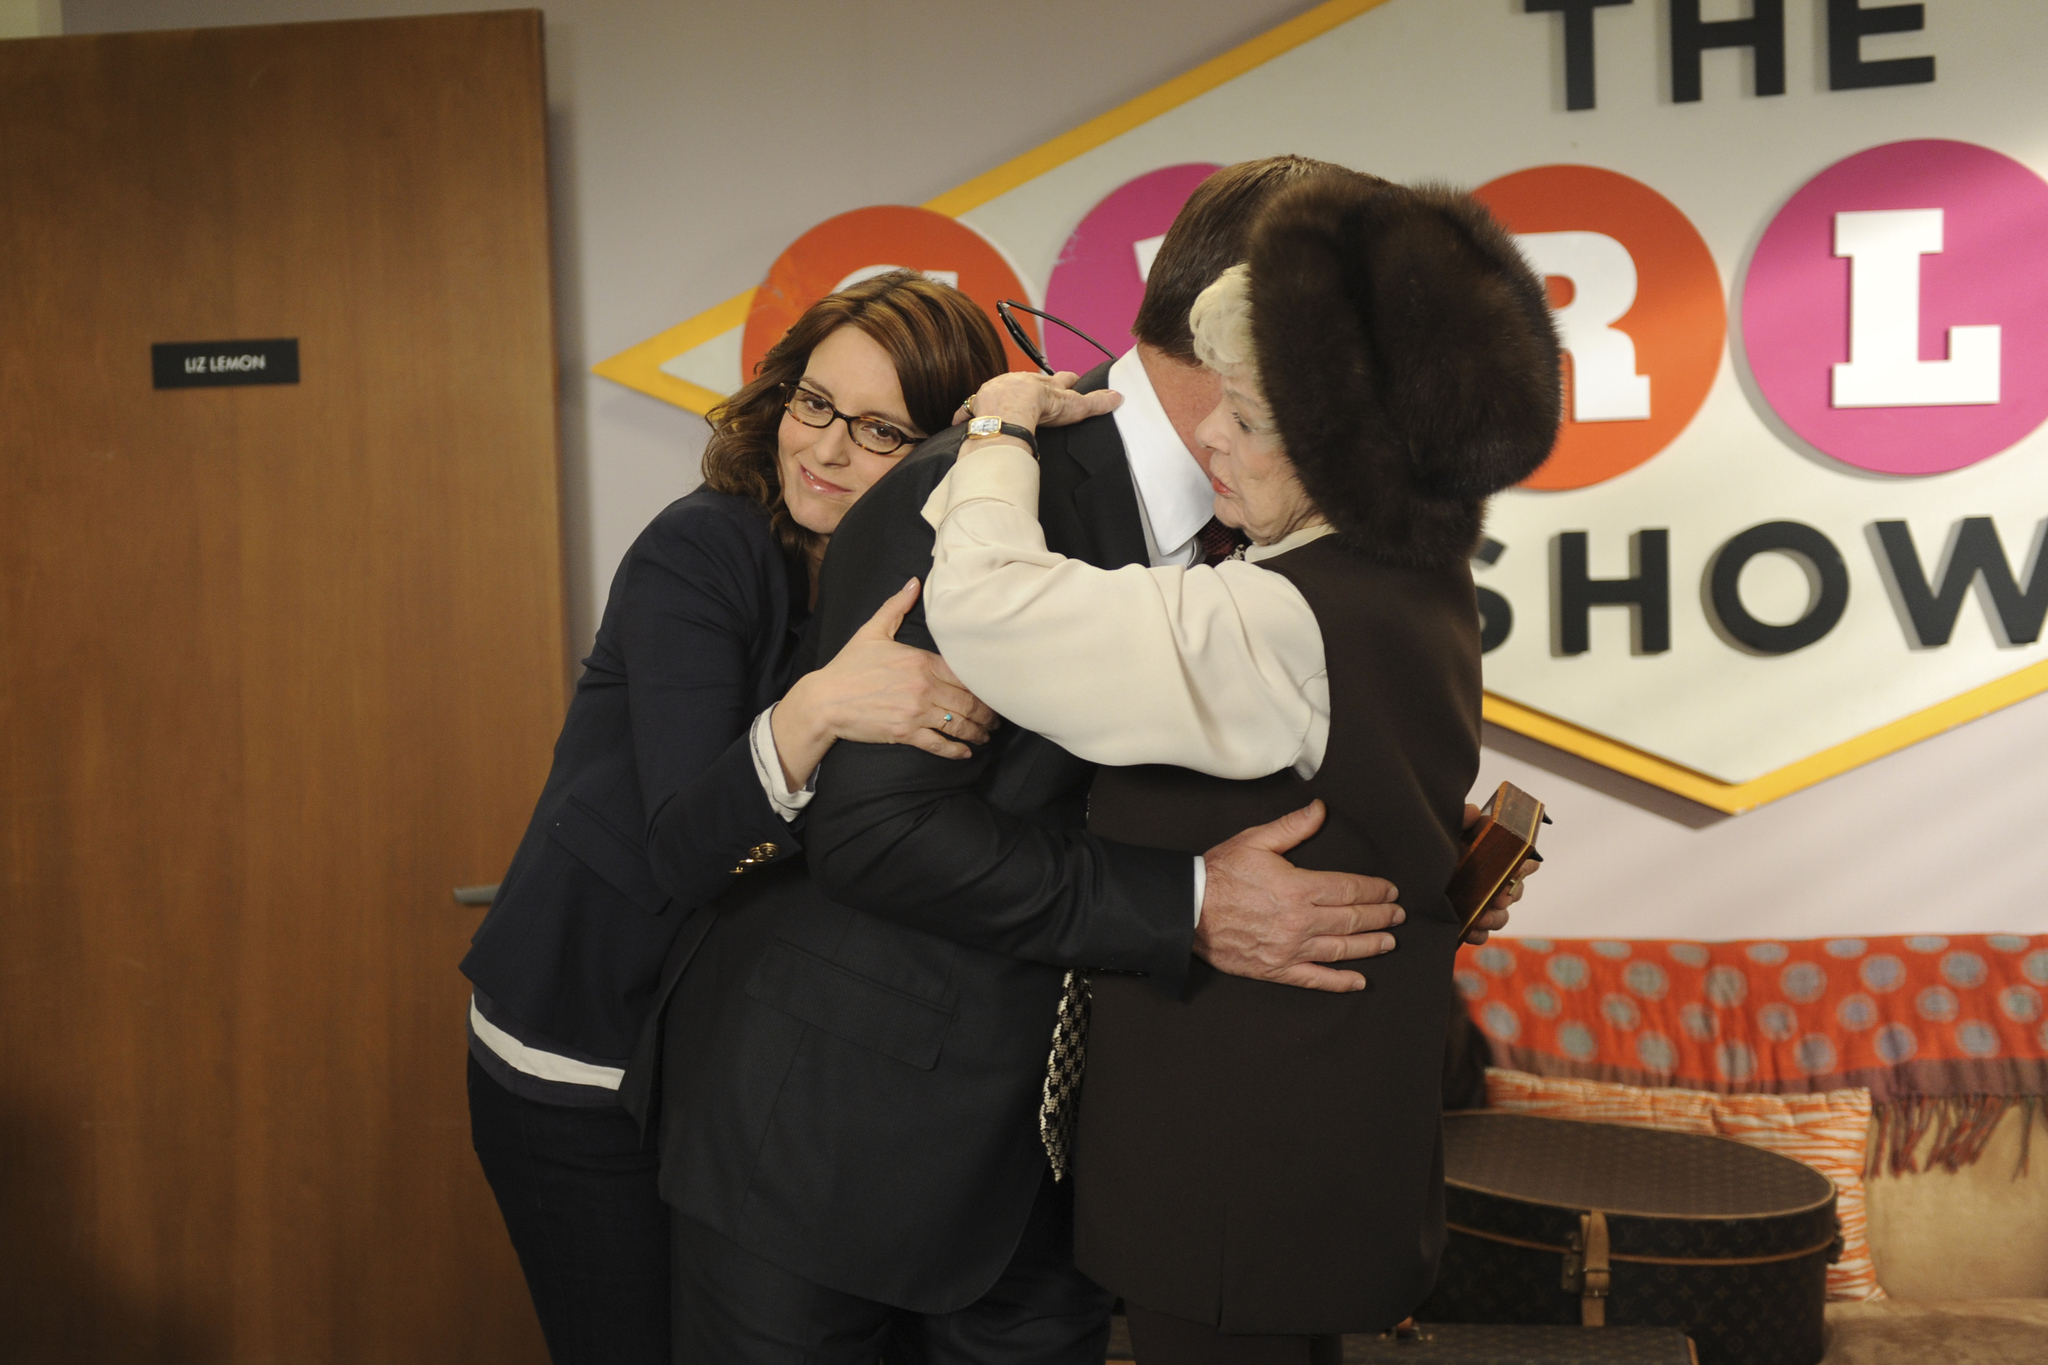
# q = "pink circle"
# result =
<box><xmin>1742</xmin><ymin>140</ymin><xmax>2048</xmax><ymax>475</ymax></box>
<box><xmin>1042</xmin><ymin>163</ymin><xmax>1220</xmax><ymax>373</ymax></box>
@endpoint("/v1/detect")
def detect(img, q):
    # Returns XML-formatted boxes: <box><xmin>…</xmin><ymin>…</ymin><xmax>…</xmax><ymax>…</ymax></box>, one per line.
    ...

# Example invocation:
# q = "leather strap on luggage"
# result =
<box><xmin>1444</xmin><ymin>1215</ymin><xmax>1839</xmax><ymax>1328</ymax></box>
<box><xmin>1567</xmin><ymin>1211</ymin><xmax>1610</xmax><ymax>1325</ymax></box>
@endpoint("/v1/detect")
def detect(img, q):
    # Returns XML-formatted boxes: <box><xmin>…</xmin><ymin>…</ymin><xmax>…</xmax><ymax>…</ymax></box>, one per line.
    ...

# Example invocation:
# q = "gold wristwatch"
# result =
<box><xmin>964</xmin><ymin>415</ymin><xmax>1038</xmax><ymax>455</ymax></box>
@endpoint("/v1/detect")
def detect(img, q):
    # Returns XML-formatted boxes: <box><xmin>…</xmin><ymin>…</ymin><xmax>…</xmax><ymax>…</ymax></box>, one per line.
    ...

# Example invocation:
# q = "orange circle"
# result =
<box><xmin>741</xmin><ymin>205</ymin><xmax>1039</xmax><ymax>381</ymax></box>
<box><xmin>1473</xmin><ymin>166</ymin><xmax>1725</xmax><ymax>491</ymax></box>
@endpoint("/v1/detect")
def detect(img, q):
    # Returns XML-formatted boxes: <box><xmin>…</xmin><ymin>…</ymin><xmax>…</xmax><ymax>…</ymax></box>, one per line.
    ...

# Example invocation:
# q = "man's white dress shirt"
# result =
<box><xmin>1108</xmin><ymin>348</ymin><xmax>1214</xmax><ymax>570</ymax></box>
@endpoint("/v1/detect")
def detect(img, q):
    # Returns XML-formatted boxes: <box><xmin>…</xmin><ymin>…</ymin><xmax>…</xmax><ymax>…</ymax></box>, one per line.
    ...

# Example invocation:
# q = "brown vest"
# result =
<box><xmin>1072</xmin><ymin>535</ymin><xmax>1481</xmax><ymax>1334</ymax></box>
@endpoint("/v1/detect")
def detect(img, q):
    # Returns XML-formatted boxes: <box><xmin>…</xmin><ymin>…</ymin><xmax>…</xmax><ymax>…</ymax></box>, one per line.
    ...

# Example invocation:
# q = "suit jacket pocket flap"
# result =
<box><xmin>745</xmin><ymin>940</ymin><xmax>950</xmax><ymax>1071</ymax></box>
<box><xmin>549</xmin><ymin>795</ymin><xmax>672</xmax><ymax>915</ymax></box>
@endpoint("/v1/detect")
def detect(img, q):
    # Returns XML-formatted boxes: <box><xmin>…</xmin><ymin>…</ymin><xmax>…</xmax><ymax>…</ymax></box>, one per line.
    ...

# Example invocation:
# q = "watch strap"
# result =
<box><xmin>965</xmin><ymin>416</ymin><xmax>1038</xmax><ymax>455</ymax></box>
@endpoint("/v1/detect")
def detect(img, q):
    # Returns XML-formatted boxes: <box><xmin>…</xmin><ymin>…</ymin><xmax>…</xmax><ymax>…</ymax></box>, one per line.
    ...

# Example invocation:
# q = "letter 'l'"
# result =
<box><xmin>1831</xmin><ymin>208</ymin><xmax>2000</xmax><ymax>408</ymax></box>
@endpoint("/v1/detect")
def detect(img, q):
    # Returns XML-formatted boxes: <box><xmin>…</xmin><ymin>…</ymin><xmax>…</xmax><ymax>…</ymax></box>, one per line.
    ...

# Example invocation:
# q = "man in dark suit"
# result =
<box><xmin>650</xmin><ymin>156</ymin><xmax>1516</xmax><ymax>1363</ymax></box>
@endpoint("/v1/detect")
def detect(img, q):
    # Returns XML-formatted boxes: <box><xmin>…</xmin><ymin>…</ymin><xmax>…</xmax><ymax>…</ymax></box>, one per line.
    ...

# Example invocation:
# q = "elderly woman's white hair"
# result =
<box><xmin>1187</xmin><ymin>263</ymin><xmax>1259</xmax><ymax>388</ymax></box>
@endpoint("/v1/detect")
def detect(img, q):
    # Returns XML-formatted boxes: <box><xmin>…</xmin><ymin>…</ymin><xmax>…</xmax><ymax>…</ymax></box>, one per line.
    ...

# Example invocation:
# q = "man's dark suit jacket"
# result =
<box><xmin>652</xmin><ymin>365</ymin><xmax>1197</xmax><ymax>1314</ymax></box>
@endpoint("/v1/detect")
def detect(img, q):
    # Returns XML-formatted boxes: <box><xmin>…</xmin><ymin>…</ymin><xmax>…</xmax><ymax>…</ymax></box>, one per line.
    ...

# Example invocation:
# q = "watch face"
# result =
<box><xmin>967</xmin><ymin>415</ymin><xmax>1003</xmax><ymax>438</ymax></box>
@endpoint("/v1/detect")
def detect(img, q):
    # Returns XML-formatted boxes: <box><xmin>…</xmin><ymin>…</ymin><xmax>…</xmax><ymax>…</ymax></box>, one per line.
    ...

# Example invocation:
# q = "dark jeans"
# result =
<box><xmin>673</xmin><ymin>1168</ymin><xmax>1115</xmax><ymax>1364</ymax></box>
<box><xmin>1123</xmin><ymin>1305</ymin><xmax>1342</xmax><ymax>1365</ymax></box>
<box><xmin>467</xmin><ymin>1054</ymin><xmax>669</xmax><ymax>1365</ymax></box>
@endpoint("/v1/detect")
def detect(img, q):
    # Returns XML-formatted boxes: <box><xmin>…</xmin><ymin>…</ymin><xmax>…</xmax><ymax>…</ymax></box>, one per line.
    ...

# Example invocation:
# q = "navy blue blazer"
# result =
<box><xmin>462</xmin><ymin>488</ymin><xmax>809</xmax><ymax>1067</ymax></box>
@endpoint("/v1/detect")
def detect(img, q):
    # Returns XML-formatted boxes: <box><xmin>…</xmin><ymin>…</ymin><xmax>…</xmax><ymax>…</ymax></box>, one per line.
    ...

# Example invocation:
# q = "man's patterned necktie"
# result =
<box><xmin>1038</xmin><ymin>970</ymin><xmax>1090</xmax><ymax>1181</ymax></box>
<box><xmin>1197</xmin><ymin>516</ymin><xmax>1245</xmax><ymax>566</ymax></box>
<box><xmin>1037</xmin><ymin>518</ymin><xmax>1244</xmax><ymax>1179</ymax></box>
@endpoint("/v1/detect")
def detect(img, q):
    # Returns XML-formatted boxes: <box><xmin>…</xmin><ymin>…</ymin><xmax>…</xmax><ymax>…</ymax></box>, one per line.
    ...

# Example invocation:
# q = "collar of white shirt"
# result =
<box><xmin>1245</xmin><ymin>521</ymin><xmax>1338</xmax><ymax>564</ymax></box>
<box><xmin>1107</xmin><ymin>349</ymin><xmax>1215</xmax><ymax>567</ymax></box>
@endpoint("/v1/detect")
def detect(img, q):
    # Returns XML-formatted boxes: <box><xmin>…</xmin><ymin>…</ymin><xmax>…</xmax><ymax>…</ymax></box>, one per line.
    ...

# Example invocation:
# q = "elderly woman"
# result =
<box><xmin>920</xmin><ymin>170</ymin><xmax>1560</xmax><ymax>1362</ymax></box>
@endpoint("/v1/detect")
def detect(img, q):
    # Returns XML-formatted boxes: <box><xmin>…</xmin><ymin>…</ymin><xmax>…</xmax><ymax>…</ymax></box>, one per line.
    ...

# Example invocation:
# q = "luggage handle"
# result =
<box><xmin>1561</xmin><ymin>1211</ymin><xmax>1612</xmax><ymax>1326</ymax></box>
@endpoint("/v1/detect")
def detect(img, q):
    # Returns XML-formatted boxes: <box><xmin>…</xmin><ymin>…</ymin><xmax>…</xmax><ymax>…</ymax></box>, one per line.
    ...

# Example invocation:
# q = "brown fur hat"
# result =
<box><xmin>1247</xmin><ymin>171</ymin><xmax>1561</xmax><ymax>569</ymax></box>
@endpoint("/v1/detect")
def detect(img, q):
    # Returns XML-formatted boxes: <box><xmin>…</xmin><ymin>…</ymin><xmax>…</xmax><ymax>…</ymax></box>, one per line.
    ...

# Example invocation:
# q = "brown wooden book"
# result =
<box><xmin>1447</xmin><ymin>781</ymin><xmax>1547</xmax><ymax>938</ymax></box>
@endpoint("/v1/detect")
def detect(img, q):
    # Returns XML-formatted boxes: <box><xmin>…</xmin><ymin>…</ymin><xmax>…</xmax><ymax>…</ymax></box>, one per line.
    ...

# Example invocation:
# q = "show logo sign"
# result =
<box><xmin>597</xmin><ymin>0</ymin><xmax>2047</xmax><ymax>813</ymax></box>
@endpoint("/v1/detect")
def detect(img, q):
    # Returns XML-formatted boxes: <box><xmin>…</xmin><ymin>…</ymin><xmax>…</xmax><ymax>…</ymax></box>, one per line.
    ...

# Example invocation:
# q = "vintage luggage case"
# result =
<box><xmin>1349</xmin><ymin>1323</ymin><xmax>1696</xmax><ymax>1364</ymax></box>
<box><xmin>1419</xmin><ymin>1113</ymin><xmax>1837</xmax><ymax>1365</ymax></box>
<box><xmin>1112</xmin><ymin>1318</ymin><xmax>1695</xmax><ymax>1363</ymax></box>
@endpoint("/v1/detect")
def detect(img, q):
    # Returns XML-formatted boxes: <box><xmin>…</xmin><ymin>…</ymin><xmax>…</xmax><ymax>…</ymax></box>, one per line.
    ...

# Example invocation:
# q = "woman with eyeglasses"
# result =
<box><xmin>461</xmin><ymin>271</ymin><xmax>1007</xmax><ymax>1365</ymax></box>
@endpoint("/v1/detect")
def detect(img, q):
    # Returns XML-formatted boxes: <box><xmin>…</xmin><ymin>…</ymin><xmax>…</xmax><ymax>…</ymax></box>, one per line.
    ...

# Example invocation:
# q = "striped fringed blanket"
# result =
<box><xmin>1463</xmin><ymin>933</ymin><xmax>2048</xmax><ymax>1174</ymax></box>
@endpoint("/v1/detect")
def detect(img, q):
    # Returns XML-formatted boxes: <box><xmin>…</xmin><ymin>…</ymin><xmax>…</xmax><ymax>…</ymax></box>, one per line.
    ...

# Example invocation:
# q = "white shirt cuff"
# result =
<box><xmin>1192</xmin><ymin>854</ymin><xmax>1206</xmax><ymax>928</ymax></box>
<box><xmin>749</xmin><ymin>705</ymin><xmax>813</xmax><ymax>823</ymax></box>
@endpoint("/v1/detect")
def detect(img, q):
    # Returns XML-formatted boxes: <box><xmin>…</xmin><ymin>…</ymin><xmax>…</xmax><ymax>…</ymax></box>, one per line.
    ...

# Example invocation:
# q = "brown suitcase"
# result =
<box><xmin>1106</xmin><ymin>1319</ymin><xmax>1696</xmax><ymax>1363</ymax></box>
<box><xmin>1418</xmin><ymin>1113</ymin><xmax>1838</xmax><ymax>1365</ymax></box>
<box><xmin>1347</xmin><ymin>1323</ymin><xmax>1696</xmax><ymax>1363</ymax></box>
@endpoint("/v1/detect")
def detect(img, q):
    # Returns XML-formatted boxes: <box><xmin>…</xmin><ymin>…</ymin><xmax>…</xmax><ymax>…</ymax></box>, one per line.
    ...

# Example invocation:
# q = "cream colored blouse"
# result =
<box><xmin>921</xmin><ymin>442</ymin><xmax>1334</xmax><ymax>781</ymax></box>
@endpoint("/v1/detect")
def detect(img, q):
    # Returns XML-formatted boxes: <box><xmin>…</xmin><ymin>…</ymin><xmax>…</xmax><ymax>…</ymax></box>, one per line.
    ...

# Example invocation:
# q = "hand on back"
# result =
<box><xmin>773</xmin><ymin>579</ymin><xmax>997</xmax><ymax>790</ymax></box>
<box><xmin>1196</xmin><ymin>800</ymin><xmax>1541</xmax><ymax>990</ymax></box>
<box><xmin>1196</xmin><ymin>801</ymin><xmax>1404</xmax><ymax>994</ymax></box>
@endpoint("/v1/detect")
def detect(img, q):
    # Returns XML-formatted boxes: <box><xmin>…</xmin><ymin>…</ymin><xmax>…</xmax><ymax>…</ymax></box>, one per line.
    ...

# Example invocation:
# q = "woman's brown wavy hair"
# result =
<box><xmin>700</xmin><ymin>270</ymin><xmax>1008</xmax><ymax>565</ymax></box>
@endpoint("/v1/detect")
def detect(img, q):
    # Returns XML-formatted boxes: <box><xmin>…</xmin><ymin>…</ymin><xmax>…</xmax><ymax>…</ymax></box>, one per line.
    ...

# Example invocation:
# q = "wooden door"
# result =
<box><xmin>1</xmin><ymin>13</ymin><xmax>562</xmax><ymax>1361</ymax></box>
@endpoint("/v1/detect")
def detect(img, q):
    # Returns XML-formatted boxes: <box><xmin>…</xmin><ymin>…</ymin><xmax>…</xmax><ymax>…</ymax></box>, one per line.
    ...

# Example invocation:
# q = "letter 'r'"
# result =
<box><xmin>1516</xmin><ymin>231</ymin><xmax>1652</xmax><ymax>424</ymax></box>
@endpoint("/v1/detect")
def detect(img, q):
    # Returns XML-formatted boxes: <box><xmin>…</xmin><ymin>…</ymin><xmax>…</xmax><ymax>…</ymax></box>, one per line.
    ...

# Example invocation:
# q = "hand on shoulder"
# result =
<box><xmin>956</xmin><ymin>371</ymin><xmax>1122</xmax><ymax>436</ymax></box>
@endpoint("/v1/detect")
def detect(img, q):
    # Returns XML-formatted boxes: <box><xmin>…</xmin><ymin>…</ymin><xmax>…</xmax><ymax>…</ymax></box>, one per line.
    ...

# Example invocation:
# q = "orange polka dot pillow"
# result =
<box><xmin>1483</xmin><ymin>1068</ymin><xmax>1882</xmax><ymax>1301</ymax></box>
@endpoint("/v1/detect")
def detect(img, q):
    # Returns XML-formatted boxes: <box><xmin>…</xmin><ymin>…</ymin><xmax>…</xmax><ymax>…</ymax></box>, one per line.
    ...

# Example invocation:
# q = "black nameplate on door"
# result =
<box><xmin>152</xmin><ymin>339</ymin><xmax>300</xmax><ymax>389</ymax></box>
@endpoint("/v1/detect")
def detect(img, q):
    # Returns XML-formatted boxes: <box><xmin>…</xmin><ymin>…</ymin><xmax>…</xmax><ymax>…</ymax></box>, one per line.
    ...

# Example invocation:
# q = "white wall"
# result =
<box><xmin>0</xmin><ymin>0</ymin><xmax>60</xmax><ymax>37</ymax></box>
<box><xmin>62</xmin><ymin>0</ymin><xmax>2048</xmax><ymax>942</ymax></box>
<box><xmin>66</xmin><ymin>0</ymin><xmax>1324</xmax><ymax>651</ymax></box>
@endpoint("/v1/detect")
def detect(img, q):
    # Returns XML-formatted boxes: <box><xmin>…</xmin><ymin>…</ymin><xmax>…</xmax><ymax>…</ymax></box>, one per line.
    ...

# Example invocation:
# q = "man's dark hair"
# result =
<box><xmin>1129</xmin><ymin>155</ymin><xmax>1341</xmax><ymax>364</ymax></box>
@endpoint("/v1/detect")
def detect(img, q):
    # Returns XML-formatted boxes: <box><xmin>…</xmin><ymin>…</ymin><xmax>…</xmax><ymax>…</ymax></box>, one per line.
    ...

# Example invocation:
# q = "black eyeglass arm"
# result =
<box><xmin>996</xmin><ymin>301</ymin><xmax>1052</xmax><ymax>374</ymax></box>
<box><xmin>997</xmin><ymin>299</ymin><xmax>1120</xmax><ymax>375</ymax></box>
